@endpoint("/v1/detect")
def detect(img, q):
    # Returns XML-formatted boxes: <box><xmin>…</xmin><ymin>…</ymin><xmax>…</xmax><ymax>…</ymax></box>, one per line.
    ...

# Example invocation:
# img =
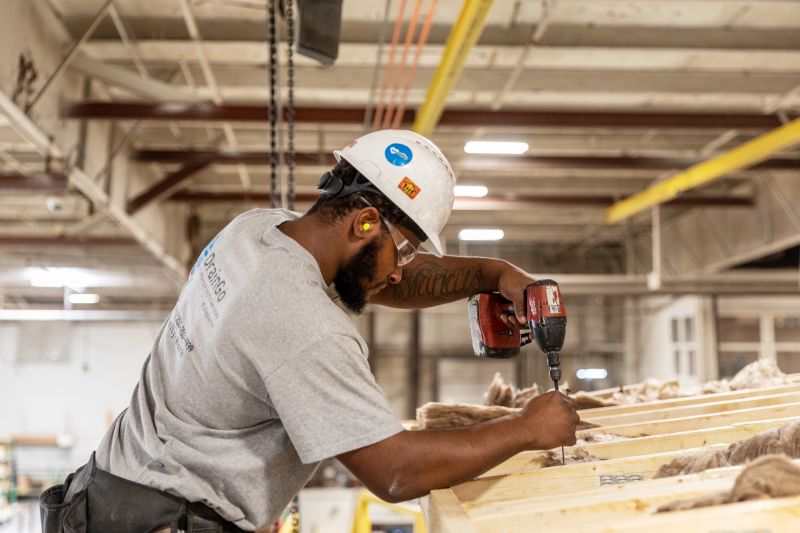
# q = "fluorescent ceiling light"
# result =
<box><xmin>454</xmin><ymin>185</ymin><xmax>488</xmax><ymax>198</ymax></box>
<box><xmin>28</xmin><ymin>267</ymin><xmax>95</xmax><ymax>289</ymax></box>
<box><xmin>68</xmin><ymin>293</ymin><xmax>100</xmax><ymax>304</ymax></box>
<box><xmin>576</xmin><ymin>368</ymin><xmax>608</xmax><ymax>380</ymax></box>
<box><xmin>458</xmin><ymin>229</ymin><xmax>504</xmax><ymax>241</ymax></box>
<box><xmin>464</xmin><ymin>141</ymin><xmax>529</xmax><ymax>155</ymax></box>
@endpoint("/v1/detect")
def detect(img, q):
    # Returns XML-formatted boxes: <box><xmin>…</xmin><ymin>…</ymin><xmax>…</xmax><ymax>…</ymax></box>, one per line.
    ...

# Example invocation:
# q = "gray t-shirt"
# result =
<box><xmin>95</xmin><ymin>209</ymin><xmax>403</xmax><ymax>530</ymax></box>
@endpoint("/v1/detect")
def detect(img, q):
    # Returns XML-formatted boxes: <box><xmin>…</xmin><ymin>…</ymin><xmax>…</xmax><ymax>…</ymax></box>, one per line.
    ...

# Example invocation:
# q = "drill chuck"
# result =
<box><xmin>546</xmin><ymin>351</ymin><xmax>562</xmax><ymax>384</ymax></box>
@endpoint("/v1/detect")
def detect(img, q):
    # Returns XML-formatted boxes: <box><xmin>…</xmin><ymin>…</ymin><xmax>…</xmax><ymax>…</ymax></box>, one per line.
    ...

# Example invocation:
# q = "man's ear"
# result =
<box><xmin>354</xmin><ymin>208</ymin><xmax>380</xmax><ymax>239</ymax></box>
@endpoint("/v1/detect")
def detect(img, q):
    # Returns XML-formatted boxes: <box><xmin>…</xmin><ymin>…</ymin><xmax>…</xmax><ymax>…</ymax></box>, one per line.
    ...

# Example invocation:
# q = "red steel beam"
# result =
<box><xmin>63</xmin><ymin>101</ymin><xmax>786</xmax><ymax>130</ymax></box>
<box><xmin>168</xmin><ymin>190</ymin><xmax>753</xmax><ymax>208</ymax></box>
<box><xmin>130</xmin><ymin>149</ymin><xmax>799</xmax><ymax>171</ymax></box>
<box><xmin>0</xmin><ymin>172</ymin><xmax>68</xmax><ymax>193</ymax></box>
<box><xmin>0</xmin><ymin>235</ymin><xmax>135</xmax><ymax>246</ymax></box>
<box><xmin>126</xmin><ymin>160</ymin><xmax>213</xmax><ymax>214</ymax></box>
<box><xmin>132</xmin><ymin>150</ymin><xmax>336</xmax><ymax>166</ymax></box>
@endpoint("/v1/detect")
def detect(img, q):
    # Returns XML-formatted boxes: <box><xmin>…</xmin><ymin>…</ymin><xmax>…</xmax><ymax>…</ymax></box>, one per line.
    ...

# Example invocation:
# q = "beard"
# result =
<box><xmin>333</xmin><ymin>235</ymin><xmax>383</xmax><ymax>314</ymax></box>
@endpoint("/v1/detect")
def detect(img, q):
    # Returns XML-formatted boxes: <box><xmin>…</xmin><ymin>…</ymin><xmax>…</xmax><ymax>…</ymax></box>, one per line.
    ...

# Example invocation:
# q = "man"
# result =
<box><xmin>40</xmin><ymin>130</ymin><xmax>579</xmax><ymax>532</ymax></box>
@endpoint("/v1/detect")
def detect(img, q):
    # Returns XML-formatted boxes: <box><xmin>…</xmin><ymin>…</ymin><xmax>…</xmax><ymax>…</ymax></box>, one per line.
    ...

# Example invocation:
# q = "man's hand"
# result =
<box><xmin>496</xmin><ymin>262</ymin><xmax>537</xmax><ymax>326</ymax></box>
<box><xmin>520</xmin><ymin>391</ymin><xmax>580</xmax><ymax>449</ymax></box>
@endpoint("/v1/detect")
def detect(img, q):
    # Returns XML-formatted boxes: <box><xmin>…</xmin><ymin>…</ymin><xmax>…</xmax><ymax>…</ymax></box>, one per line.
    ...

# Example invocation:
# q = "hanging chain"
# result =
<box><xmin>267</xmin><ymin>0</ymin><xmax>278</xmax><ymax>208</ymax></box>
<box><xmin>286</xmin><ymin>0</ymin><xmax>296</xmax><ymax>211</ymax></box>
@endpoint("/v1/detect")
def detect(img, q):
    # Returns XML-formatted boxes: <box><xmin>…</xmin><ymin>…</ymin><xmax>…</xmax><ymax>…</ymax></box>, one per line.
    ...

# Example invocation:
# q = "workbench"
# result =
<box><xmin>422</xmin><ymin>377</ymin><xmax>800</xmax><ymax>532</ymax></box>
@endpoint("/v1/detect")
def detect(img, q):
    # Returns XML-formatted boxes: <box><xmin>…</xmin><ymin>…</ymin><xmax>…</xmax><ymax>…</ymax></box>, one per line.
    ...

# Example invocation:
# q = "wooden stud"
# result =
<box><xmin>585</xmin><ymin>390</ymin><xmax>800</xmax><ymax>426</ymax></box>
<box><xmin>484</xmin><ymin>415</ymin><xmax>799</xmax><ymax>476</ymax></box>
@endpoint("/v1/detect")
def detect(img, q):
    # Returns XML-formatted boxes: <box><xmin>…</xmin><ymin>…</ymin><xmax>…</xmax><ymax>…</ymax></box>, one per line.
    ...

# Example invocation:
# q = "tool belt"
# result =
<box><xmin>39</xmin><ymin>452</ymin><xmax>246</xmax><ymax>533</ymax></box>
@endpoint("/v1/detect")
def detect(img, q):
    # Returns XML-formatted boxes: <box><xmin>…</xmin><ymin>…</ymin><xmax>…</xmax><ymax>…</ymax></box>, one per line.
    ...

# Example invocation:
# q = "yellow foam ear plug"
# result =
<box><xmin>362</xmin><ymin>223</ymin><xmax>372</xmax><ymax>231</ymax></box>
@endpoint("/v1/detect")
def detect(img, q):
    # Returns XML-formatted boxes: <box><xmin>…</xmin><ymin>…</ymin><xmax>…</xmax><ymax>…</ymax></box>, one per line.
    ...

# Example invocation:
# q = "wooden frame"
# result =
<box><xmin>423</xmin><ymin>383</ymin><xmax>800</xmax><ymax>531</ymax></box>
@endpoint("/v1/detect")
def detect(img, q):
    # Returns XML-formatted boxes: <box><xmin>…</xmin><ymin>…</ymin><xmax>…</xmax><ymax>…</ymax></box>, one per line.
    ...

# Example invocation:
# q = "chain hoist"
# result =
<box><xmin>267</xmin><ymin>0</ymin><xmax>278</xmax><ymax>208</ymax></box>
<box><xmin>285</xmin><ymin>0</ymin><xmax>296</xmax><ymax>211</ymax></box>
<box><xmin>267</xmin><ymin>0</ymin><xmax>296</xmax><ymax>210</ymax></box>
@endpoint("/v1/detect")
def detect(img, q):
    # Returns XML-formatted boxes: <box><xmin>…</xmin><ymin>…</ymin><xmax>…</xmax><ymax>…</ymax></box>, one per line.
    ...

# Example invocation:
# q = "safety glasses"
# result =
<box><xmin>359</xmin><ymin>196</ymin><xmax>418</xmax><ymax>267</ymax></box>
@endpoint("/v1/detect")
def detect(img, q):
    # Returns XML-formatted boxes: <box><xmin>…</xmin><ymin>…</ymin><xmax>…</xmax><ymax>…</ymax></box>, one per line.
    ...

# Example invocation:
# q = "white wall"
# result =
<box><xmin>637</xmin><ymin>295</ymin><xmax>709</xmax><ymax>386</ymax></box>
<box><xmin>0</xmin><ymin>320</ymin><xmax>164</xmax><ymax>471</ymax></box>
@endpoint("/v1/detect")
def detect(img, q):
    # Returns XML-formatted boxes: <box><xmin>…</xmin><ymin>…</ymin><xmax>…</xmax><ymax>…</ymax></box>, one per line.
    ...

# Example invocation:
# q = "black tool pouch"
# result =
<box><xmin>39</xmin><ymin>482</ymin><xmax>71</xmax><ymax>533</ymax></box>
<box><xmin>39</xmin><ymin>452</ymin><xmax>94</xmax><ymax>533</ymax></box>
<box><xmin>39</xmin><ymin>452</ymin><xmax>244</xmax><ymax>533</ymax></box>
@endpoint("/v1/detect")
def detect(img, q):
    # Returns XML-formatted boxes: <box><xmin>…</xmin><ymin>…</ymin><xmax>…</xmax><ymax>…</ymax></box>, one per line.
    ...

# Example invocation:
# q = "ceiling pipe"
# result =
<box><xmin>606</xmin><ymin>117</ymin><xmax>800</xmax><ymax>224</ymax></box>
<box><xmin>391</xmin><ymin>0</ymin><xmax>437</xmax><ymax>129</ymax></box>
<box><xmin>372</xmin><ymin>0</ymin><xmax>408</xmax><ymax>130</ymax></box>
<box><xmin>381</xmin><ymin>0</ymin><xmax>423</xmax><ymax>129</ymax></box>
<box><xmin>411</xmin><ymin>0</ymin><xmax>495</xmax><ymax>136</ymax></box>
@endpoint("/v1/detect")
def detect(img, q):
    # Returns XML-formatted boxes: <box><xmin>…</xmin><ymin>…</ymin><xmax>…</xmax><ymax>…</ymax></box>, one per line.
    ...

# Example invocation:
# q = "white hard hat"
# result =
<box><xmin>333</xmin><ymin>130</ymin><xmax>456</xmax><ymax>256</ymax></box>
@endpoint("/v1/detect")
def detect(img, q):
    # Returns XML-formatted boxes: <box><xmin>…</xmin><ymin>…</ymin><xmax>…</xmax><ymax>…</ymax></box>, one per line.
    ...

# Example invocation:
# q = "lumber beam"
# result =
<box><xmin>579</xmin><ymin>381</ymin><xmax>800</xmax><ymax>417</ymax></box>
<box><xmin>593</xmin><ymin>497</ymin><xmax>800</xmax><ymax>533</ymax></box>
<box><xmin>484</xmin><ymin>416</ymin><xmax>800</xmax><ymax>477</ymax></box>
<box><xmin>469</xmin><ymin>467</ymin><xmax>749</xmax><ymax>530</ymax></box>
<box><xmin>584</xmin><ymin>401</ymin><xmax>800</xmax><ymax>438</ymax></box>
<box><xmin>455</xmin><ymin>446</ymin><xmax>729</xmax><ymax>507</ymax></box>
<box><xmin>421</xmin><ymin>489</ymin><xmax>477</xmax><ymax>533</ymax></box>
<box><xmin>584</xmin><ymin>390</ymin><xmax>800</xmax><ymax>426</ymax></box>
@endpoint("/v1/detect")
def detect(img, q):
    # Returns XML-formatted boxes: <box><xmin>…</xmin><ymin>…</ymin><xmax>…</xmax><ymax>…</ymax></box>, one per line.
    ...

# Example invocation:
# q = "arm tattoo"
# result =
<box><xmin>393</xmin><ymin>263</ymin><xmax>484</xmax><ymax>302</ymax></box>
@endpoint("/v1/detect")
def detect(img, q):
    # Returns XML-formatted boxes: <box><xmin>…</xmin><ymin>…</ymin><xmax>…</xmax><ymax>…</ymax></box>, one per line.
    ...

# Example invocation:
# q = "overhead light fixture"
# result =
<box><xmin>68</xmin><ymin>293</ymin><xmax>100</xmax><ymax>305</ymax></box>
<box><xmin>464</xmin><ymin>141</ymin><xmax>529</xmax><ymax>155</ymax></box>
<box><xmin>28</xmin><ymin>267</ymin><xmax>95</xmax><ymax>289</ymax></box>
<box><xmin>576</xmin><ymin>368</ymin><xmax>608</xmax><ymax>380</ymax></box>
<box><xmin>458</xmin><ymin>229</ymin><xmax>504</xmax><ymax>241</ymax></box>
<box><xmin>454</xmin><ymin>185</ymin><xmax>488</xmax><ymax>198</ymax></box>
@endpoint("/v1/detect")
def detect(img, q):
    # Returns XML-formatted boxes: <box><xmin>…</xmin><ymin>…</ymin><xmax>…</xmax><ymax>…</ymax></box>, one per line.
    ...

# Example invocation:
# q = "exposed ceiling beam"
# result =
<box><xmin>0</xmin><ymin>309</ymin><xmax>167</xmax><ymax>321</ymax></box>
<box><xmin>130</xmin><ymin>149</ymin><xmax>799</xmax><ymax>172</ymax></box>
<box><xmin>0</xmin><ymin>91</ymin><xmax>186</xmax><ymax>284</ymax></box>
<box><xmin>70</xmin><ymin>55</ymin><xmax>199</xmax><ymax>101</ymax></box>
<box><xmin>126</xmin><ymin>160</ymin><xmax>212</xmax><ymax>214</ymax></box>
<box><xmin>0</xmin><ymin>172</ymin><xmax>68</xmax><ymax>192</ymax></box>
<box><xmin>132</xmin><ymin>149</ymin><xmax>336</xmax><ymax>165</ymax></box>
<box><xmin>62</xmin><ymin>102</ymin><xmax>788</xmax><ymax>130</ymax></box>
<box><xmin>0</xmin><ymin>236</ymin><xmax>135</xmax><ymax>246</ymax></box>
<box><xmin>80</xmin><ymin>41</ymin><xmax>800</xmax><ymax>74</ymax></box>
<box><xmin>167</xmin><ymin>190</ymin><xmax>753</xmax><ymax>209</ymax></box>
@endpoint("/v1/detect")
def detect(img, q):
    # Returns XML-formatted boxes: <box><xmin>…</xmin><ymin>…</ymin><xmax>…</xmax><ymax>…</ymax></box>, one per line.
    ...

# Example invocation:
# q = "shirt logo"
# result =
<box><xmin>398</xmin><ymin>177</ymin><xmax>421</xmax><ymax>199</ymax></box>
<box><xmin>385</xmin><ymin>143</ymin><xmax>413</xmax><ymax>166</ymax></box>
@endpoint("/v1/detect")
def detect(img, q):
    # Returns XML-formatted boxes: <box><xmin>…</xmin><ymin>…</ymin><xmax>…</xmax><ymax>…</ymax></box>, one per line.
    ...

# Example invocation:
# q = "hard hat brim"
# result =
<box><xmin>423</xmin><ymin>232</ymin><xmax>445</xmax><ymax>257</ymax></box>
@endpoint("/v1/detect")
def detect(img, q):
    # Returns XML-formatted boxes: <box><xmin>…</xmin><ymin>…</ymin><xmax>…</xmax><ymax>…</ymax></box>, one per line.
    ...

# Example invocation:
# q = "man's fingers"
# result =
<box><xmin>565</xmin><ymin>394</ymin><xmax>577</xmax><ymax>407</ymax></box>
<box><xmin>513</xmin><ymin>302</ymin><xmax>527</xmax><ymax>324</ymax></box>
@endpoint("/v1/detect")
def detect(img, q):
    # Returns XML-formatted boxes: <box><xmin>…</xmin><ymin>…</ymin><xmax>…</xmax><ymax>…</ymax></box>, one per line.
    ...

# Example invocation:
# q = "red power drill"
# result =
<box><xmin>468</xmin><ymin>279</ymin><xmax>568</xmax><ymax>460</ymax></box>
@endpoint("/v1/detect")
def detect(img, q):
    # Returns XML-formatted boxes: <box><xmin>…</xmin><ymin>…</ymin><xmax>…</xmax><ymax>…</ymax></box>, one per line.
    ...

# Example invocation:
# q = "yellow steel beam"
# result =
<box><xmin>412</xmin><ymin>0</ymin><xmax>494</xmax><ymax>137</ymax></box>
<box><xmin>605</xmin><ymin>117</ymin><xmax>800</xmax><ymax>224</ymax></box>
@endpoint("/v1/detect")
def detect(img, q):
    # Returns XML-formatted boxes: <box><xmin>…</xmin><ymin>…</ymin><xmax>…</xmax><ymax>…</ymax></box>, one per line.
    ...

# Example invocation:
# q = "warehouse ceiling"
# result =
<box><xmin>1</xmin><ymin>0</ymin><xmax>800</xmax><ymax>308</ymax></box>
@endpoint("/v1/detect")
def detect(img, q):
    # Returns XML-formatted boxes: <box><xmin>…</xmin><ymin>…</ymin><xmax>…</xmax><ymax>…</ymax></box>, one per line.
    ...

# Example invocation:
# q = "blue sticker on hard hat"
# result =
<box><xmin>385</xmin><ymin>143</ymin><xmax>413</xmax><ymax>166</ymax></box>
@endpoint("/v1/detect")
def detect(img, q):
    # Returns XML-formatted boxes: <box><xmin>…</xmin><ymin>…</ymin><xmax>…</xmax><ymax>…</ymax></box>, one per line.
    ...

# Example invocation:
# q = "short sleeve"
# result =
<box><xmin>264</xmin><ymin>334</ymin><xmax>403</xmax><ymax>464</ymax></box>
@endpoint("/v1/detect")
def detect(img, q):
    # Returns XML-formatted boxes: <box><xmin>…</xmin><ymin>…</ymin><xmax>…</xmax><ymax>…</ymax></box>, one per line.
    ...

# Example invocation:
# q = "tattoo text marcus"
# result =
<box><xmin>393</xmin><ymin>263</ymin><xmax>483</xmax><ymax>301</ymax></box>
